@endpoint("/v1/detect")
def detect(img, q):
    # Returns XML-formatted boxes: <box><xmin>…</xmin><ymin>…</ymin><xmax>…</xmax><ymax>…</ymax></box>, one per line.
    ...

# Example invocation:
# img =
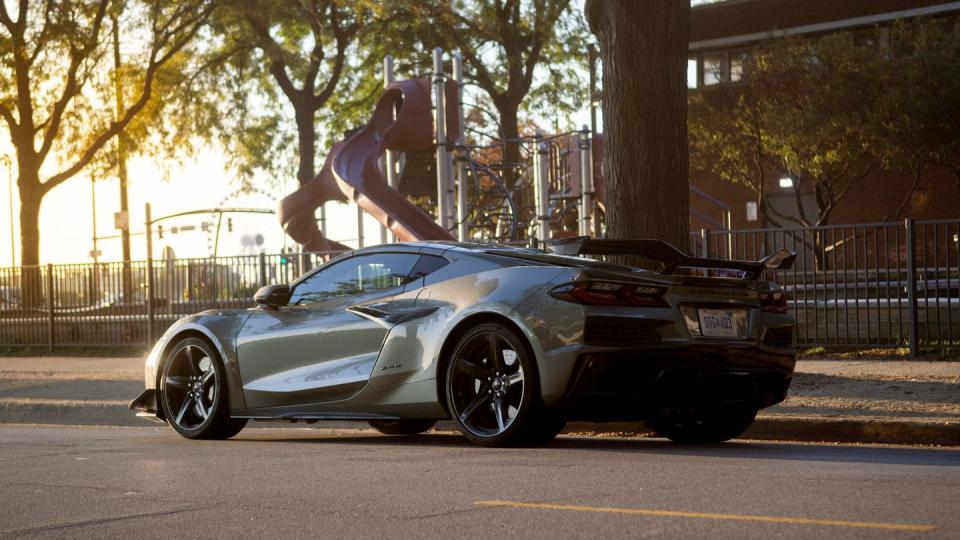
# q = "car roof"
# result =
<box><xmin>352</xmin><ymin>242</ymin><xmax>632</xmax><ymax>270</ymax></box>
<box><xmin>353</xmin><ymin>241</ymin><xmax>532</xmax><ymax>256</ymax></box>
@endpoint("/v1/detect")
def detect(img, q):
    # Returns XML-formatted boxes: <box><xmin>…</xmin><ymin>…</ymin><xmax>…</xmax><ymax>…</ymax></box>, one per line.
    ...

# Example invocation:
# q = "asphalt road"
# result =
<box><xmin>1</xmin><ymin>425</ymin><xmax>959</xmax><ymax>539</ymax></box>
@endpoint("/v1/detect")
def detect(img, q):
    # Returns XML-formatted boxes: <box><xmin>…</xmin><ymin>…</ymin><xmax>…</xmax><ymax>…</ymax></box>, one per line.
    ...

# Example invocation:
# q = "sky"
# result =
<box><xmin>0</xmin><ymin>143</ymin><xmax>390</xmax><ymax>266</ymax></box>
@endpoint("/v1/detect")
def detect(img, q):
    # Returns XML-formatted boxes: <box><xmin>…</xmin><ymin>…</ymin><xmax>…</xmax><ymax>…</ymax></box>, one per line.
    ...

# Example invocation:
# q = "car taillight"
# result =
<box><xmin>549</xmin><ymin>282</ymin><xmax>667</xmax><ymax>307</ymax></box>
<box><xmin>760</xmin><ymin>291</ymin><xmax>788</xmax><ymax>314</ymax></box>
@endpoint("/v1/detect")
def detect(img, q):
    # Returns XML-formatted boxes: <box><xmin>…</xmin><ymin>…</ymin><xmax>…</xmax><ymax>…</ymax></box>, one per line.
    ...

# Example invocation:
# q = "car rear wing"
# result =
<box><xmin>548</xmin><ymin>236</ymin><xmax>796</xmax><ymax>279</ymax></box>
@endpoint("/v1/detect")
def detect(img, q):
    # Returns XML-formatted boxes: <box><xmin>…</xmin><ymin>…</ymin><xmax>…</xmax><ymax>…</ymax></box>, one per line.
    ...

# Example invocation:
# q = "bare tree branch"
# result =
<box><xmin>0</xmin><ymin>103</ymin><xmax>16</xmax><ymax>129</ymax></box>
<box><xmin>37</xmin><ymin>0</ymin><xmax>110</xmax><ymax>164</ymax></box>
<box><xmin>312</xmin><ymin>5</ymin><xmax>355</xmax><ymax>109</ymax></box>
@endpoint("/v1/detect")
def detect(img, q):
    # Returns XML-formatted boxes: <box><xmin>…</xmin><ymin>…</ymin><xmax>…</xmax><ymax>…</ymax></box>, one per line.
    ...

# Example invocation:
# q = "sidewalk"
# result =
<box><xmin>1</xmin><ymin>356</ymin><xmax>958</xmax><ymax>445</ymax></box>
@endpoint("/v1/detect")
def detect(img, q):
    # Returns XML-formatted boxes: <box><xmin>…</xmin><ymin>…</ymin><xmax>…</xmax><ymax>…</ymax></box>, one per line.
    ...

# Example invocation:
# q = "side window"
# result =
<box><xmin>409</xmin><ymin>255</ymin><xmax>449</xmax><ymax>280</ymax></box>
<box><xmin>289</xmin><ymin>253</ymin><xmax>421</xmax><ymax>305</ymax></box>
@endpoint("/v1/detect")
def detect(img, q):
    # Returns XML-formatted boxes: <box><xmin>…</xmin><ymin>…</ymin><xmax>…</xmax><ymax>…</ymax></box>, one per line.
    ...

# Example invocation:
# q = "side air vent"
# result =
<box><xmin>763</xmin><ymin>327</ymin><xmax>794</xmax><ymax>348</ymax></box>
<box><xmin>584</xmin><ymin>317</ymin><xmax>662</xmax><ymax>347</ymax></box>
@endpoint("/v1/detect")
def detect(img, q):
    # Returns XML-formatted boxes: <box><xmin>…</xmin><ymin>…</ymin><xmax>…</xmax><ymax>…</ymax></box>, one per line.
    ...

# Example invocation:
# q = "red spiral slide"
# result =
<box><xmin>278</xmin><ymin>79</ymin><xmax>458</xmax><ymax>252</ymax></box>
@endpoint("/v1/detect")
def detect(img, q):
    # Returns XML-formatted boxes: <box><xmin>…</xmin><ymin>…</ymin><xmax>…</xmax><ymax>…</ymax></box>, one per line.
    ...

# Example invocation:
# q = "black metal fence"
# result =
<box><xmin>1</xmin><ymin>218</ymin><xmax>958</xmax><ymax>353</ymax></box>
<box><xmin>690</xmin><ymin>218</ymin><xmax>960</xmax><ymax>352</ymax></box>
<box><xmin>0</xmin><ymin>251</ymin><xmax>343</xmax><ymax>349</ymax></box>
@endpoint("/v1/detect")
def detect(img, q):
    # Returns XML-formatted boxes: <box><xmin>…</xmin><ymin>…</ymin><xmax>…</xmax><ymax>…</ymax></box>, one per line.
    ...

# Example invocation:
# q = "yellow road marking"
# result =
<box><xmin>474</xmin><ymin>500</ymin><xmax>936</xmax><ymax>532</ymax></box>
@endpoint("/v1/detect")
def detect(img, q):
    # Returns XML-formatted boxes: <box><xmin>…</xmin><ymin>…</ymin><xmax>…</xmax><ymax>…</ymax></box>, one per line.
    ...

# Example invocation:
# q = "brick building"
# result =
<box><xmin>687</xmin><ymin>0</ymin><xmax>960</xmax><ymax>230</ymax></box>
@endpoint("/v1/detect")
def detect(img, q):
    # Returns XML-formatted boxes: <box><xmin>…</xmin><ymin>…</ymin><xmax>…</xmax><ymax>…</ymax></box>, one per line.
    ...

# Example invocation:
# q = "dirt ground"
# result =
<box><xmin>770</xmin><ymin>362</ymin><xmax>960</xmax><ymax>423</ymax></box>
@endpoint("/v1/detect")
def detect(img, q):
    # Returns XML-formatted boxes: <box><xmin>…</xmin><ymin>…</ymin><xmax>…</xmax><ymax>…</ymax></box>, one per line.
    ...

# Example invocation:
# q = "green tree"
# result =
<box><xmin>387</xmin><ymin>0</ymin><xmax>588</xmax><ymax>186</ymax></box>
<box><xmin>0</xmin><ymin>0</ymin><xmax>215</xmax><ymax>277</ymax></box>
<box><xmin>879</xmin><ymin>19</ymin><xmax>960</xmax><ymax>218</ymax></box>
<box><xmin>688</xmin><ymin>23</ymin><xmax>960</xmax><ymax>227</ymax></box>
<box><xmin>206</xmin><ymin>0</ymin><xmax>372</xmax><ymax>188</ymax></box>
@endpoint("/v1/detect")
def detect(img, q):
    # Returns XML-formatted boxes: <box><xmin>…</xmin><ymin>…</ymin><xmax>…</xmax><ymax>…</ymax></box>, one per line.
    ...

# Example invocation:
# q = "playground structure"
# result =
<box><xmin>124</xmin><ymin>48</ymin><xmax>737</xmax><ymax>263</ymax></box>
<box><xmin>278</xmin><ymin>49</ymin><xmax>605</xmax><ymax>251</ymax></box>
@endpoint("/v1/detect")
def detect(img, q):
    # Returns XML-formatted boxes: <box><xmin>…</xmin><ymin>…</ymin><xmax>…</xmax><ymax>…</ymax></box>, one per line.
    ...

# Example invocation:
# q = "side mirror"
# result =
<box><xmin>254</xmin><ymin>284</ymin><xmax>291</xmax><ymax>310</ymax></box>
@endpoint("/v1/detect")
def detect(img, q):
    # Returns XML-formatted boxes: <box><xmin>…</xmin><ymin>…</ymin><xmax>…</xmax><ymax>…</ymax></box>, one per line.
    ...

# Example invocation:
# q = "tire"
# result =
<box><xmin>444</xmin><ymin>322</ymin><xmax>545</xmax><ymax>447</ymax></box>
<box><xmin>368</xmin><ymin>419</ymin><xmax>437</xmax><ymax>435</ymax></box>
<box><xmin>520</xmin><ymin>411</ymin><xmax>567</xmax><ymax>445</ymax></box>
<box><xmin>650</xmin><ymin>407</ymin><xmax>758</xmax><ymax>444</ymax></box>
<box><xmin>159</xmin><ymin>337</ymin><xmax>247</xmax><ymax>440</ymax></box>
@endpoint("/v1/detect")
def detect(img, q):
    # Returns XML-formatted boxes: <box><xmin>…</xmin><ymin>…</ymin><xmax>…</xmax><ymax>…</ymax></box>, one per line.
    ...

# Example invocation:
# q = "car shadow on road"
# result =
<box><xmin>232</xmin><ymin>429</ymin><xmax>960</xmax><ymax>468</ymax></box>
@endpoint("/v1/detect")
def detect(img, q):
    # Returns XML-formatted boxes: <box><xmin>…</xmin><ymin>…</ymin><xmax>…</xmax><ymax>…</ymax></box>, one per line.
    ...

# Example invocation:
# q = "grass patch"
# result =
<box><xmin>799</xmin><ymin>346</ymin><xmax>959</xmax><ymax>361</ymax></box>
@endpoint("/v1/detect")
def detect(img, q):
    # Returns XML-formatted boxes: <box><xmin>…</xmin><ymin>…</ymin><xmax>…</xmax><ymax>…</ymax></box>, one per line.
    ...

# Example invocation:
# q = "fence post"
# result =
<box><xmin>700</xmin><ymin>228</ymin><xmax>712</xmax><ymax>258</ymax></box>
<box><xmin>905</xmin><ymin>218</ymin><xmax>919</xmax><ymax>357</ymax></box>
<box><xmin>145</xmin><ymin>203</ymin><xmax>155</xmax><ymax>345</ymax></box>
<box><xmin>259</xmin><ymin>252</ymin><xmax>268</xmax><ymax>287</ymax></box>
<box><xmin>46</xmin><ymin>264</ymin><xmax>54</xmax><ymax>352</ymax></box>
<box><xmin>723</xmin><ymin>210</ymin><xmax>734</xmax><ymax>260</ymax></box>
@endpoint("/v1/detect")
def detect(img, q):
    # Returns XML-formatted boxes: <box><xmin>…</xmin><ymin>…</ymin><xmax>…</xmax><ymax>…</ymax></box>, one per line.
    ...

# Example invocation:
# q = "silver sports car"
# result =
<box><xmin>131</xmin><ymin>238</ymin><xmax>796</xmax><ymax>447</ymax></box>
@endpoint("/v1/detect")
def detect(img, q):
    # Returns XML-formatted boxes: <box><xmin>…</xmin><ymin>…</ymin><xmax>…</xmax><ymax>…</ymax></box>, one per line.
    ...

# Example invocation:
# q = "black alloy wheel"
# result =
<box><xmin>160</xmin><ymin>338</ymin><xmax>246</xmax><ymax>440</ymax></box>
<box><xmin>446</xmin><ymin>323</ymin><xmax>546</xmax><ymax>447</ymax></box>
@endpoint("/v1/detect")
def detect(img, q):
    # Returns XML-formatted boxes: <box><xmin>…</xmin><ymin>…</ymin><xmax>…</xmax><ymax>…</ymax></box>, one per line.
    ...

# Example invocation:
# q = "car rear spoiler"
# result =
<box><xmin>548</xmin><ymin>236</ymin><xmax>796</xmax><ymax>279</ymax></box>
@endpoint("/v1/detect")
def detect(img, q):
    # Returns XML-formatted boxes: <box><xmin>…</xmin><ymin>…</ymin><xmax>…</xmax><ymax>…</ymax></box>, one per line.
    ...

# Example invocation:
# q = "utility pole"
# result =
<box><xmin>90</xmin><ymin>174</ymin><xmax>99</xmax><ymax>265</ymax></box>
<box><xmin>112</xmin><ymin>14</ymin><xmax>132</xmax><ymax>297</ymax></box>
<box><xmin>4</xmin><ymin>155</ymin><xmax>13</xmax><ymax>266</ymax></box>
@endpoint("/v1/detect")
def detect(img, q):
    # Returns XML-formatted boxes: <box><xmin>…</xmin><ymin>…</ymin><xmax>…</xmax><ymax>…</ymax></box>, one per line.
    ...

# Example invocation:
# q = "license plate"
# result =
<box><xmin>698</xmin><ymin>308</ymin><xmax>746</xmax><ymax>338</ymax></box>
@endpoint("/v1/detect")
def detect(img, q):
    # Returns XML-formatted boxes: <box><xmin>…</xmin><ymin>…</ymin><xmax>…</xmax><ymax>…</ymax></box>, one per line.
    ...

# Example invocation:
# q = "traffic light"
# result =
<box><xmin>279</xmin><ymin>255</ymin><xmax>288</xmax><ymax>265</ymax></box>
<box><xmin>157</xmin><ymin>225</ymin><xmax>164</xmax><ymax>239</ymax></box>
<box><xmin>227</xmin><ymin>217</ymin><xmax>233</xmax><ymax>232</ymax></box>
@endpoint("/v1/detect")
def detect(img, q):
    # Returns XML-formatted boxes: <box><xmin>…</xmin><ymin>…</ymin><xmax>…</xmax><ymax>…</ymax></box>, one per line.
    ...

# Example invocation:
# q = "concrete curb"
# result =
<box><xmin>745</xmin><ymin>416</ymin><xmax>960</xmax><ymax>446</ymax></box>
<box><xmin>1</xmin><ymin>400</ymin><xmax>957</xmax><ymax>446</ymax></box>
<box><xmin>0</xmin><ymin>399</ymin><xmax>144</xmax><ymax>427</ymax></box>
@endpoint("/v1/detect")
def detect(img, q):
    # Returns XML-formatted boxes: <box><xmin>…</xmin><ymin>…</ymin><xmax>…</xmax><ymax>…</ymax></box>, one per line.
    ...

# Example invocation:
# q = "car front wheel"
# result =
<box><xmin>159</xmin><ymin>337</ymin><xmax>247</xmax><ymax>440</ymax></box>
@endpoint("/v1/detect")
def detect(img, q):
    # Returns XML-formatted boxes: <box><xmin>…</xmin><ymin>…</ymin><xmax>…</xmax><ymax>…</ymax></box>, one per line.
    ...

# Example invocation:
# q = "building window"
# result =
<box><xmin>687</xmin><ymin>56</ymin><xmax>699</xmax><ymax>89</ymax></box>
<box><xmin>703</xmin><ymin>51</ymin><xmax>725</xmax><ymax>86</ymax></box>
<box><xmin>729</xmin><ymin>49</ymin><xmax>749</xmax><ymax>82</ymax></box>
<box><xmin>853</xmin><ymin>26</ymin><xmax>890</xmax><ymax>55</ymax></box>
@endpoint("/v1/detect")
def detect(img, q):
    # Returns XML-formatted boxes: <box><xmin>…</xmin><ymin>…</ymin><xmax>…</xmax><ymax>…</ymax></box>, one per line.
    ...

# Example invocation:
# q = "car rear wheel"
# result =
<box><xmin>368</xmin><ymin>419</ymin><xmax>437</xmax><ymax>435</ymax></box>
<box><xmin>445</xmin><ymin>323</ymin><xmax>544</xmax><ymax>447</ymax></box>
<box><xmin>650</xmin><ymin>407</ymin><xmax>758</xmax><ymax>444</ymax></box>
<box><xmin>160</xmin><ymin>338</ymin><xmax>247</xmax><ymax>440</ymax></box>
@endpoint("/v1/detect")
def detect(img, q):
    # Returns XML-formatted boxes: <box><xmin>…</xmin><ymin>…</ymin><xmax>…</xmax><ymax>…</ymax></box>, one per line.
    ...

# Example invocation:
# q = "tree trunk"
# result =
<box><xmin>18</xmin><ymin>176</ymin><xmax>43</xmax><ymax>306</ymax></box>
<box><xmin>294</xmin><ymin>105</ymin><xmax>317</xmax><ymax>186</ymax></box>
<box><xmin>17</xmin><ymin>167</ymin><xmax>41</xmax><ymax>269</ymax></box>
<box><xmin>586</xmin><ymin>0</ymin><xmax>690</xmax><ymax>249</ymax></box>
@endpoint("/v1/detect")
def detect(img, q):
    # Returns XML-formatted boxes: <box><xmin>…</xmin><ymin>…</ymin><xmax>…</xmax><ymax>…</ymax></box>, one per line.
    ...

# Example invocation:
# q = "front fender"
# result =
<box><xmin>144</xmin><ymin>309</ymin><xmax>252</xmax><ymax>412</ymax></box>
